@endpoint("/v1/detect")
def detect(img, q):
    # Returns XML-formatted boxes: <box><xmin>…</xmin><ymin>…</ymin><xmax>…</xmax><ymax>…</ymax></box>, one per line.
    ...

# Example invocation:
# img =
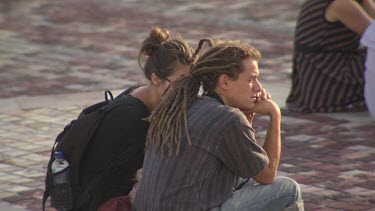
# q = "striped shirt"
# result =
<box><xmin>286</xmin><ymin>0</ymin><xmax>366</xmax><ymax>112</ymax></box>
<box><xmin>134</xmin><ymin>96</ymin><xmax>269</xmax><ymax>211</ymax></box>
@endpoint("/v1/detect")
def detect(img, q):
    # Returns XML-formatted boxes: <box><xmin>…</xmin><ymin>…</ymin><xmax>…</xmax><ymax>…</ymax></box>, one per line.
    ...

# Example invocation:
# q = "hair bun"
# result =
<box><xmin>140</xmin><ymin>27</ymin><xmax>171</xmax><ymax>56</ymax></box>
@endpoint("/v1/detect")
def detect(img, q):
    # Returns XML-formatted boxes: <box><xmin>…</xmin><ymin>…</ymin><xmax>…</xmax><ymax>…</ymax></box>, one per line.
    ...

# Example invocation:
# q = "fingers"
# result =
<box><xmin>262</xmin><ymin>88</ymin><xmax>271</xmax><ymax>99</ymax></box>
<box><xmin>267</xmin><ymin>92</ymin><xmax>271</xmax><ymax>99</ymax></box>
<box><xmin>257</xmin><ymin>88</ymin><xmax>271</xmax><ymax>102</ymax></box>
<box><xmin>252</xmin><ymin>98</ymin><xmax>280</xmax><ymax>116</ymax></box>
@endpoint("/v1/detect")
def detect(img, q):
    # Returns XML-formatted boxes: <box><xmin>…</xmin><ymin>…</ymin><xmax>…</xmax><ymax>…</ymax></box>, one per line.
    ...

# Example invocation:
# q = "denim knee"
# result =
<box><xmin>275</xmin><ymin>176</ymin><xmax>303</xmax><ymax>210</ymax></box>
<box><xmin>275</xmin><ymin>176</ymin><xmax>301</xmax><ymax>198</ymax></box>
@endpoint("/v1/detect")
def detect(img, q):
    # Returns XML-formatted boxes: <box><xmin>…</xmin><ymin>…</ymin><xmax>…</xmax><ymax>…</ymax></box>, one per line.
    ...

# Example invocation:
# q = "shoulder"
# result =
<box><xmin>328</xmin><ymin>0</ymin><xmax>362</xmax><ymax>14</ymax></box>
<box><xmin>326</xmin><ymin>0</ymin><xmax>371</xmax><ymax>34</ymax></box>
<box><xmin>107</xmin><ymin>95</ymin><xmax>150</xmax><ymax>120</ymax></box>
<box><xmin>113</xmin><ymin>95</ymin><xmax>148</xmax><ymax>110</ymax></box>
<box><xmin>190</xmin><ymin>96</ymin><xmax>248</xmax><ymax>126</ymax></box>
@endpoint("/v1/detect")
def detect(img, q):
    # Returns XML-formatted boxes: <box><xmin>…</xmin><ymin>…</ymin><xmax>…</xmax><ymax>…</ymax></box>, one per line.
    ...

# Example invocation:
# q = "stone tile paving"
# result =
<box><xmin>0</xmin><ymin>105</ymin><xmax>374</xmax><ymax>211</ymax></box>
<box><xmin>1</xmin><ymin>0</ymin><xmax>374</xmax><ymax>210</ymax></box>
<box><xmin>0</xmin><ymin>0</ymin><xmax>299</xmax><ymax>98</ymax></box>
<box><xmin>255</xmin><ymin>112</ymin><xmax>375</xmax><ymax>211</ymax></box>
<box><xmin>0</xmin><ymin>107</ymin><xmax>81</xmax><ymax>211</ymax></box>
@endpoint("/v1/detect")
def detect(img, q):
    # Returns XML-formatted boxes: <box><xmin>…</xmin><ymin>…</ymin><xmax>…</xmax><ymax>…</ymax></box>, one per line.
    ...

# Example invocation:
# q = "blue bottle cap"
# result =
<box><xmin>55</xmin><ymin>150</ymin><xmax>64</xmax><ymax>159</ymax></box>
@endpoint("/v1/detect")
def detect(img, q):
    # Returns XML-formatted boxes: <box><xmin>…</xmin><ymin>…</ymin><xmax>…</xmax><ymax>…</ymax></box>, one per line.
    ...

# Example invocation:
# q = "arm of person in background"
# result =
<box><xmin>326</xmin><ymin>0</ymin><xmax>373</xmax><ymax>35</ymax></box>
<box><xmin>362</xmin><ymin>0</ymin><xmax>375</xmax><ymax>18</ymax></box>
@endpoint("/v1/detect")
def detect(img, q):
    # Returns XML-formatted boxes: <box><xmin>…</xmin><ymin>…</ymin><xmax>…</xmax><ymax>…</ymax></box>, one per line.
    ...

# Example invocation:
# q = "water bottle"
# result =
<box><xmin>51</xmin><ymin>150</ymin><xmax>73</xmax><ymax>210</ymax></box>
<box><xmin>52</xmin><ymin>151</ymin><xmax>69</xmax><ymax>179</ymax></box>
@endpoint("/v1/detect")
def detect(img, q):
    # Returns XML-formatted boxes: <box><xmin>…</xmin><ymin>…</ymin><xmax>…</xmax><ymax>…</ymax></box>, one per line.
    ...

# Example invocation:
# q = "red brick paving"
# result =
<box><xmin>0</xmin><ymin>1</ymin><xmax>374</xmax><ymax>210</ymax></box>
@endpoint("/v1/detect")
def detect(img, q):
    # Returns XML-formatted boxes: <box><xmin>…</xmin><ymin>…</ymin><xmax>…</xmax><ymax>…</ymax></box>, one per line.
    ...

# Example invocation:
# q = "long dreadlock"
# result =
<box><xmin>147</xmin><ymin>39</ymin><xmax>261</xmax><ymax>156</ymax></box>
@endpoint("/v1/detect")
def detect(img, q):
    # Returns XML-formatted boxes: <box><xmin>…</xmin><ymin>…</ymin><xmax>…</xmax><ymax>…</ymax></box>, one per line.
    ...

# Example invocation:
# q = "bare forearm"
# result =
<box><xmin>253</xmin><ymin>110</ymin><xmax>281</xmax><ymax>184</ymax></box>
<box><xmin>362</xmin><ymin>0</ymin><xmax>375</xmax><ymax>18</ymax></box>
<box><xmin>262</xmin><ymin>111</ymin><xmax>281</xmax><ymax>174</ymax></box>
<box><xmin>330</xmin><ymin>0</ymin><xmax>372</xmax><ymax>35</ymax></box>
<box><xmin>251</xmin><ymin>99</ymin><xmax>281</xmax><ymax>184</ymax></box>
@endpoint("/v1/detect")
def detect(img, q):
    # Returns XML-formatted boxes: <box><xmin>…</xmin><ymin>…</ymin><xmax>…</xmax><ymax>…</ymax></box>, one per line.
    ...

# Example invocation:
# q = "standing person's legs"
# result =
<box><xmin>211</xmin><ymin>176</ymin><xmax>303</xmax><ymax>211</ymax></box>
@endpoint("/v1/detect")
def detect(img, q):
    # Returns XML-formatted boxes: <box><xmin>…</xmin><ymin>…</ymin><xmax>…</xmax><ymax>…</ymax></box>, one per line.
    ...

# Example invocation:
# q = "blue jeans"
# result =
<box><xmin>211</xmin><ymin>176</ymin><xmax>304</xmax><ymax>211</ymax></box>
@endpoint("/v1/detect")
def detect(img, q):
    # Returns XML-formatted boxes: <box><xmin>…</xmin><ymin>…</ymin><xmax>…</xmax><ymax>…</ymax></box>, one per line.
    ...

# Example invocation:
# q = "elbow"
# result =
<box><xmin>253</xmin><ymin>167</ymin><xmax>277</xmax><ymax>185</ymax></box>
<box><xmin>256</xmin><ymin>176</ymin><xmax>276</xmax><ymax>185</ymax></box>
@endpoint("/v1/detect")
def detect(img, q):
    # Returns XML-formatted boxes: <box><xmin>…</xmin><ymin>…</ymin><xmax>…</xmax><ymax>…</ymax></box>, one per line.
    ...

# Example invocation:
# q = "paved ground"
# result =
<box><xmin>0</xmin><ymin>0</ymin><xmax>374</xmax><ymax>210</ymax></box>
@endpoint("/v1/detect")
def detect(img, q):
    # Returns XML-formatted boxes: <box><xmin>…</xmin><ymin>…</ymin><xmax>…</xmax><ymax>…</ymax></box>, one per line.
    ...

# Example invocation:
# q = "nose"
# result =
<box><xmin>254</xmin><ymin>79</ymin><xmax>262</xmax><ymax>92</ymax></box>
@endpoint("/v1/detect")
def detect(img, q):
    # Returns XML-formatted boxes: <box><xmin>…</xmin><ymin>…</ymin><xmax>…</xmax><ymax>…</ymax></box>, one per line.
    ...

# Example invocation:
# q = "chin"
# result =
<box><xmin>247</xmin><ymin>102</ymin><xmax>255</xmax><ymax>109</ymax></box>
<box><xmin>247</xmin><ymin>106</ymin><xmax>255</xmax><ymax>111</ymax></box>
<box><xmin>241</xmin><ymin>105</ymin><xmax>254</xmax><ymax>111</ymax></box>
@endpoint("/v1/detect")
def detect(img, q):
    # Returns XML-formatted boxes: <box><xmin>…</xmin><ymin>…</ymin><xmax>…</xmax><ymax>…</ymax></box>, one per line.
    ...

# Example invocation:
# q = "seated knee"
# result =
<box><xmin>275</xmin><ymin>176</ymin><xmax>301</xmax><ymax>198</ymax></box>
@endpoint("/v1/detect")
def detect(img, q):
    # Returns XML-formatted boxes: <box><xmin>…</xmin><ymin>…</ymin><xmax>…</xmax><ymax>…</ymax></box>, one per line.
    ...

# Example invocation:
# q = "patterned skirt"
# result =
<box><xmin>286</xmin><ymin>50</ymin><xmax>366</xmax><ymax>113</ymax></box>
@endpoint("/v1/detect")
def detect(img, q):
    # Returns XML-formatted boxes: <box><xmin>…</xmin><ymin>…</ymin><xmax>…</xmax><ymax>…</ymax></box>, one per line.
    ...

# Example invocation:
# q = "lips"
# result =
<box><xmin>251</xmin><ymin>96</ymin><xmax>258</xmax><ymax>102</ymax></box>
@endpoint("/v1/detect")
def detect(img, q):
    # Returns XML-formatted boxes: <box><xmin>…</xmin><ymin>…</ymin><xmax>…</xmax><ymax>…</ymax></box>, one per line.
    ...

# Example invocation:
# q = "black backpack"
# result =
<box><xmin>43</xmin><ymin>87</ymin><xmax>139</xmax><ymax>211</ymax></box>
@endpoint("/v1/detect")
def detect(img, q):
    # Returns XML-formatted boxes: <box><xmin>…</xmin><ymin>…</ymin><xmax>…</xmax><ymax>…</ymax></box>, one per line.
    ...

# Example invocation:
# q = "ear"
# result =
<box><xmin>217</xmin><ymin>74</ymin><xmax>230</xmax><ymax>90</ymax></box>
<box><xmin>150</xmin><ymin>73</ymin><xmax>161</xmax><ymax>85</ymax></box>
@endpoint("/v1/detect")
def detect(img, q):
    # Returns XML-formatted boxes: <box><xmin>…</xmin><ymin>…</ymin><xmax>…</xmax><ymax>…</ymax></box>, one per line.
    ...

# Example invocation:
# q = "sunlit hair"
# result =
<box><xmin>139</xmin><ymin>27</ymin><xmax>196</xmax><ymax>82</ymax></box>
<box><xmin>147</xmin><ymin>39</ymin><xmax>261</xmax><ymax>156</ymax></box>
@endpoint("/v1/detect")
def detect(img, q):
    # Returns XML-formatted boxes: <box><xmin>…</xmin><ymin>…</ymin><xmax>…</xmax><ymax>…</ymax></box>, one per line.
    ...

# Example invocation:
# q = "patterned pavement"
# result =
<box><xmin>0</xmin><ymin>0</ymin><xmax>374</xmax><ymax>210</ymax></box>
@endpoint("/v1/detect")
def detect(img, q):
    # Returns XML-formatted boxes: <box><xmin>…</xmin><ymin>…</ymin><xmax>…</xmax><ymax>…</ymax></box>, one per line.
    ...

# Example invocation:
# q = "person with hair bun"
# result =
<box><xmin>77</xmin><ymin>27</ymin><xmax>196</xmax><ymax>211</ymax></box>
<box><xmin>135</xmin><ymin>39</ymin><xmax>303</xmax><ymax>211</ymax></box>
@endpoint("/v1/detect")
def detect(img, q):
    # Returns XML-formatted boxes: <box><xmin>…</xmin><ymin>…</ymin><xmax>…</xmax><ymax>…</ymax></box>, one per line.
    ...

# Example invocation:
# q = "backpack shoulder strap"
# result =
<box><xmin>115</xmin><ymin>85</ymin><xmax>142</xmax><ymax>99</ymax></box>
<box><xmin>42</xmin><ymin>189</ymin><xmax>49</xmax><ymax>211</ymax></box>
<box><xmin>104</xmin><ymin>90</ymin><xmax>114</xmax><ymax>103</ymax></box>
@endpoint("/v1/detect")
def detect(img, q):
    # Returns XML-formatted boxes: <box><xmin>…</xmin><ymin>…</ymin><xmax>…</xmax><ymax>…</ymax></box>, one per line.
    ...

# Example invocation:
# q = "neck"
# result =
<box><xmin>206</xmin><ymin>91</ymin><xmax>225</xmax><ymax>105</ymax></box>
<box><xmin>131</xmin><ymin>85</ymin><xmax>162</xmax><ymax>112</ymax></box>
<box><xmin>213</xmin><ymin>88</ymin><xmax>230</xmax><ymax>106</ymax></box>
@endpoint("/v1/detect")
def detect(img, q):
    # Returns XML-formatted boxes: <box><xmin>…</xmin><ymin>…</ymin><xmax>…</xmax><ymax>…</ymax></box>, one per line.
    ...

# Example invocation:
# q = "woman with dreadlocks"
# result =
<box><xmin>135</xmin><ymin>39</ymin><xmax>303</xmax><ymax>211</ymax></box>
<box><xmin>78</xmin><ymin>27</ymin><xmax>196</xmax><ymax>211</ymax></box>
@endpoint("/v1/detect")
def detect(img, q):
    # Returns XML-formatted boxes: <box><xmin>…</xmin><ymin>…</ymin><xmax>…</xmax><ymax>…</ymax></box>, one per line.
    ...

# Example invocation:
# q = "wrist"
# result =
<box><xmin>268</xmin><ymin>103</ymin><xmax>281</xmax><ymax>118</ymax></box>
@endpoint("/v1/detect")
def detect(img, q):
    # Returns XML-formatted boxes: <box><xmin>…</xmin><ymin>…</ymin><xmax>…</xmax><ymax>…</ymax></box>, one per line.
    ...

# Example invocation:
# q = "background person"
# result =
<box><xmin>286</xmin><ymin>0</ymin><xmax>374</xmax><ymax>112</ymax></box>
<box><xmin>361</xmin><ymin>20</ymin><xmax>375</xmax><ymax>119</ymax></box>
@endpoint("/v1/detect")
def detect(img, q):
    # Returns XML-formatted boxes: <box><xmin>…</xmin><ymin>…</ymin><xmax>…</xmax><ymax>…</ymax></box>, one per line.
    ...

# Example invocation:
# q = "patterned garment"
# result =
<box><xmin>286</xmin><ymin>0</ymin><xmax>367</xmax><ymax>112</ymax></box>
<box><xmin>134</xmin><ymin>96</ymin><xmax>269</xmax><ymax>211</ymax></box>
<box><xmin>97</xmin><ymin>195</ymin><xmax>132</xmax><ymax>211</ymax></box>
